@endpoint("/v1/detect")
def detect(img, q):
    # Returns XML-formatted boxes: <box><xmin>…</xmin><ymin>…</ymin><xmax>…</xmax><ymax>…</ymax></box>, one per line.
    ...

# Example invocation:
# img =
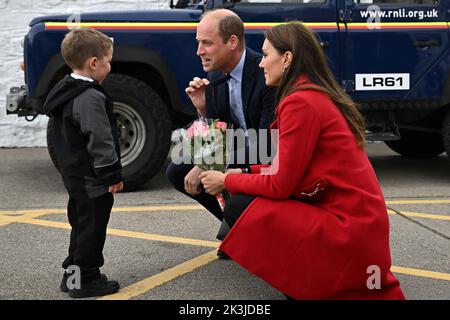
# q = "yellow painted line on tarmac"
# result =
<box><xmin>0</xmin><ymin>204</ymin><xmax>204</xmax><ymax>217</ymax></box>
<box><xmin>106</xmin><ymin>228</ymin><xmax>218</xmax><ymax>248</ymax></box>
<box><xmin>15</xmin><ymin>217</ymin><xmax>219</xmax><ymax>248</ymax></box>
<box><xmin>14</xmin><ymin>209</ymin><xmax>66</xmax><ymax>215</ymax></box>
<box><xmin>1</xmin><ymin>199</ymin><xmax>449</xmax><ymax>218</ymax></box>
<box><xmin>391</xmin><ymin>266</ymin><xmax>450</xmax><ymax>281</ymax></box>
<box><xmin>0</xmin><ymin>214</ymin><xmax>49</xmax><ymax>225</ymax></box>
<box><xmin>98</xmin><ymin>250</ymin><xmax>219</xmax><ymax>300</ymax></box>
<box><xmin>98</xmin><ymin>258</ymin><xmax>450</xmax><ymax>300</ymax></box>
<box><xmin>386</xmin><ymin>199</ymin><xmax>450</xmax><ymax>205</ymax></box>
<box><xmin>0</xmin><ymin>217</ymin><xmax>13</xmax><ymax>227</ymax></box>
<box><xmin>0</xmin><ymin>209</ymin><xmax>66</xmax><ymax>218</ymax></box>
<box><xmin>2</xmin><ymin>200</ymin><xmax>448</xmax><ymax>219</ymax></box>
<box><xmin>2</xmin><ymin>209</ymin><xmax>450</xmax><ymax>299</ymax></box>
<box><xmin>399</xmin><ymin>211</ymin><xmax>450</xmax><ymax>221</ymax></box>
<box><xmin>387</xmin><ymin>209</ymin><xmax>450</xmax><ymax>221</ymax></box>
<box><xmin>112</xmin><ymin>205</ymin><xmax>204</xmax><ymax>213</ymax></box>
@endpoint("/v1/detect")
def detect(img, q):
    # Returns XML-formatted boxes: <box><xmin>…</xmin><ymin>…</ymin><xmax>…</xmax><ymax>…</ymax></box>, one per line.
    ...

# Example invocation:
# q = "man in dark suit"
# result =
<box><xmin>166</xmin><ymin>9</ymin><xmax>275</xmax><ymax>238</ymax></box>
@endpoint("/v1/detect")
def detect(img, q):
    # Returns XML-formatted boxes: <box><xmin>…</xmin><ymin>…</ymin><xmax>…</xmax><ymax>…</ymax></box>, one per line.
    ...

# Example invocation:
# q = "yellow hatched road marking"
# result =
<box><xmin>0</xmin><ymin>203</ymin><xmax>449</xmax><ymax>222</ymax></box>
<box><xmin>0</xmin><ymin>213</ymin><xmax>56</xmax><ymax>224</ymax></box>
<box><xmin>14</xmin><ymin>209</ymin><xmax>66</xmax><ymax>215</ymax></box>
<box><xmin>0</xmin><ymin>204</ymin><xmax>204</xmax><ymax>217</ymax></box>
<box><xmin>106</xmin><ymin>228</ymin><xmax>218</xmax><ymax>248</ymax></box>
<box><xmin>391</xmin><ymin>266</ymin><xmax>450</xmax><ymax>281</ymax></box>
<box><xmin>386</xmin><ymin>199</ymin><xmax>450</xmax><ymax>205</ymax></box>
<box><xmin>98</xmin><ymin>250</ymin><xmax>219</xmax><ymax>300</ymax></box>
<box><xmin>0</xmin><ymin>219</ymin><xmax>12</xmax><ymax>227</ymax></box>
<box><xmin>397</xmin><ymin>211</ymin><xmax>450</xmax><ymax>221</ymax></box>
<box><xmin>97</xmin><ymin>260</ymin><xmax>450</xmax><ymax>300</ymax></box>
<box><xmin>387</xmin><ymin>209</ymin><xmax>450</xmax><ymax>221</ymax></box>
<box><xmin>15</xmin><ymin>217</ymin><xmax>219</xmax><ymax>248</ymax></box>
<box><xmin>0</xmin><ymin>209</ymin><xmax>66</xmax><ymax>216</ymax></box>
<box><xmin>1</xmin><ymin>208</ymin><xmax>450</xmax><ymax>299</ymax></box>
<box><xmin>112</xmin><ymin>205</ymin><xmax>203</xmax><ymax>213</ymax></box>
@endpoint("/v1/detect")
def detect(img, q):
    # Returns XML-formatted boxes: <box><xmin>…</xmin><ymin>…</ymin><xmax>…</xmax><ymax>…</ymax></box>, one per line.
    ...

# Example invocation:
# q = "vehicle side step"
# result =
<box><xmin>365</xmin><ymin>131</ymin><xmax>400</xmax><ymax>142</ymax></box>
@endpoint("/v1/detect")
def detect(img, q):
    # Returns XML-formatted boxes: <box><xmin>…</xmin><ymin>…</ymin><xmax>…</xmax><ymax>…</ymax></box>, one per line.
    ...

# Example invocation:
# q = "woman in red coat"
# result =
<box><xmin>199</xmin><ymin>22</ymin><xmax>405</xmax><ymax>300</ymax></box>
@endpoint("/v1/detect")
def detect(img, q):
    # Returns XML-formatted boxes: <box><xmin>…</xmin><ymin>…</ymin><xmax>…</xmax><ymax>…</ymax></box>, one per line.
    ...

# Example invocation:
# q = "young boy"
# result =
<box><xmin>43</xmin><ymin>28</ymin><xmax>123</xmax><ymax>298</ymax></box>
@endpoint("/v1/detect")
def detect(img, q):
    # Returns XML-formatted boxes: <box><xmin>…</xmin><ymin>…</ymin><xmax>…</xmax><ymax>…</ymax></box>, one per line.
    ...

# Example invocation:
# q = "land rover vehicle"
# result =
<box><xmin>6</xmin><ymin>0</ymin><xmax>450</xmax><ymax>190</ymax></box>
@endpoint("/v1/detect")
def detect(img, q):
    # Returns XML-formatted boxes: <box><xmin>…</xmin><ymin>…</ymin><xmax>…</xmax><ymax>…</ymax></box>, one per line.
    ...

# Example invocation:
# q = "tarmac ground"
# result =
<box><xmin>0</xmin><ymin>143</ymin><xmax>449</xmax><ymax>301</ymax></box>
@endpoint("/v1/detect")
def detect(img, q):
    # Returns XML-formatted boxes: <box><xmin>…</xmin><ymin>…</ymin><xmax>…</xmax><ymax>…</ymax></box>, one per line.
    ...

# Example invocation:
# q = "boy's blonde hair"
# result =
<box><xmin>61</xmin><ymin>28</ymin><xmax>112</xmax><ymax>70</ymax></box>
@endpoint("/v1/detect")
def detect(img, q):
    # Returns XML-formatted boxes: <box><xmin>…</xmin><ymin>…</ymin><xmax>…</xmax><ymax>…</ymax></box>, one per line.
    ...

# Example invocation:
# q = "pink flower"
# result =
<box><xmin>187</xmin><ymin>125</ymin><xmax>195</xmax><ymax>139</ymax></box>
<box><xmin>187</xmin><ymin>121</ymin><xmax>210</xmax><ymax>138</ymax></box>
<box><xmin>215</xmin><ymin>121</ymin><xmax>228</xmax><ymax>130</ymax></box>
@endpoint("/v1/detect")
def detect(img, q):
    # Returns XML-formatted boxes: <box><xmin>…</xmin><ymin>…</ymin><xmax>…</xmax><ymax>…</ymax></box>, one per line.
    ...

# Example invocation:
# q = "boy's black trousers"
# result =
<box><xmin>62</xmin><ymin>192</ymin><xmax>113</xmax><ymax>282</ymax></box>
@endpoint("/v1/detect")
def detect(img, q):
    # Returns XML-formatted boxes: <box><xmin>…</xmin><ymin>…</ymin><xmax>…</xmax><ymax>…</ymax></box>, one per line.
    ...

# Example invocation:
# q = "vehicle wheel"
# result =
<box><xmin>443</xmin><ymin>110</ymin><xmax>450</xmax><ymax>157</ymax></box>
<box><xmin>103</xmin><ymin>74</ymin><xmax>172</xmax><ymax>191</ymax></box>
<box><xmin>385</xmin><ymin>128</ymin><xmax>444</xmax><ymax>158</ymax></box>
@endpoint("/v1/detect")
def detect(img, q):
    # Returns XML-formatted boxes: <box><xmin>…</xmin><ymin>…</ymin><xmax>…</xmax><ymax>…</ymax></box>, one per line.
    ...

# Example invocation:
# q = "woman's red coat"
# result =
<box><xmin>222</xmin><ymin>83</ymin><xmax>405</xmax><ymax>300</ymax></box>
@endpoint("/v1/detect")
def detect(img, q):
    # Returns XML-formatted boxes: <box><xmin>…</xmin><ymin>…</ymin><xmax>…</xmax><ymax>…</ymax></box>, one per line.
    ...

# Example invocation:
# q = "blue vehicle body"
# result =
<box><xmin>6</xmin><ymin>0</ymin><xmax>450</xmax><ymax>189</ymax></box>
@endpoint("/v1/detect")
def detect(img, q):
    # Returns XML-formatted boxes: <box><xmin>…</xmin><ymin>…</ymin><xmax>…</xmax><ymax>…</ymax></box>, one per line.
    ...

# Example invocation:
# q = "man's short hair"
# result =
<box><xmin>218</xmin><ymin>15</ymin><xmax>245</xmax><ymax>47</ymax></box>
<box><xmin>202</xmin><ymin>10</ymin><xmax>245</xmax><ymax>48</ymax></box>
<box><xmin>61</xmin><ymin>28</ymin><xmax>113</xmax><ymax>70</ymax></box>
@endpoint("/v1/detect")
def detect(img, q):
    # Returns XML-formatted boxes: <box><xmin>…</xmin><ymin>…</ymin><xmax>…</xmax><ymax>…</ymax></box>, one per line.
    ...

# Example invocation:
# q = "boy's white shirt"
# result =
<box><xmin>71</xmin><ymin>73</ymin><xmax>94</xmax><ymax>82</ymax></box>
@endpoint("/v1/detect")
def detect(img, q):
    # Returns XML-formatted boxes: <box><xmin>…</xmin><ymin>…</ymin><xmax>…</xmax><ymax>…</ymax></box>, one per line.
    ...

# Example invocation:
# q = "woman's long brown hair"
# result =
<box><xmin>265</xmin><ymin>22</ymin><xmax>366</xmax><ymax>147</ymax></box>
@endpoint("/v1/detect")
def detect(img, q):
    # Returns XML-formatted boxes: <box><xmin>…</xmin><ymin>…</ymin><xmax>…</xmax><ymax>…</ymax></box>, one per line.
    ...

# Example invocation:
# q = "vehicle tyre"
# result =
<box><xmin>443</xmin><ymin>109</ymin><xmax>450</xmax><ymax>157</ymax></box>
<box><xmin>47</xmin><ymin>73</ymin><xmax>172</xmax><ymax>191</ymax></box>
<box><xmin>103</xmin><ymin>73</ymin><xmax>172</xmax><ymax>191</ymax></box>
<box><xmin>385</xmin><ymin>128</ymin><xmax>444</xmax><ymax>158</ymax></box>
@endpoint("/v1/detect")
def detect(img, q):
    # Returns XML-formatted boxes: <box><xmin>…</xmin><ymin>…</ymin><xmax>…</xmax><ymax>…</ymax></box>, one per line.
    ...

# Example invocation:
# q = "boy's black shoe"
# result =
<box><xmin>68</xmin><ymin>276</ymin><xmax>120</xmax><ymax>298</ymax></box>
<box><xmin>60</xmin><ymin>273</ymin><xmax>108</xmax><ymax>293</ymax></box>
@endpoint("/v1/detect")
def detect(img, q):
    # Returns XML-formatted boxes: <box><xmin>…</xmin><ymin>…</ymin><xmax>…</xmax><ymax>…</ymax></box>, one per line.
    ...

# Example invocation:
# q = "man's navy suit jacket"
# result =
<box><xmin>203</xmin><ymin>48</ymin><xmax>275</xmax><ymax>166</ymax></box>
<box><xmin>204</xmin><ymin>47</ymin><xmax>275</xmax><ymax>132</ymax></box>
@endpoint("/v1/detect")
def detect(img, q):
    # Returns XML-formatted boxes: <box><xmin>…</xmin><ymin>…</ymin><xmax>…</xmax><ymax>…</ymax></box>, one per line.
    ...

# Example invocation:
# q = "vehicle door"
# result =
<box><xmin>341</xmin><ymin>0</ymin><xmax>448</xmax><ymax>102</ymax></box>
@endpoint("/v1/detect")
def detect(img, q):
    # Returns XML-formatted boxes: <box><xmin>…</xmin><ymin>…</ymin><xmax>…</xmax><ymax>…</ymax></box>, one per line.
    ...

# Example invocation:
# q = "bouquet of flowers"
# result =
<box><xmin>173</xmin><ymin>118</ymin><xmax>233</xmax><ymax>211</ymax></box>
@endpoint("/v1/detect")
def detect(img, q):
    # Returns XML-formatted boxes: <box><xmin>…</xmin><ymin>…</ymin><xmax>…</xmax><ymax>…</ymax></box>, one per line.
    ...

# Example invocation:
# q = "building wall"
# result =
<box><xmin>0</xmin><ymin>0</ymin><xmax>167</xmax><ymax>147</ymax></box>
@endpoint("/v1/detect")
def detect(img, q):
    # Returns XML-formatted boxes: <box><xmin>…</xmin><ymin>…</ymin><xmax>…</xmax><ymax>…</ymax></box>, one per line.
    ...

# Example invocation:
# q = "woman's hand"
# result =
<box><xmin>199</xmin><ymin>170</ymin><xmax>226</xmax><ymax>195</ymax></box>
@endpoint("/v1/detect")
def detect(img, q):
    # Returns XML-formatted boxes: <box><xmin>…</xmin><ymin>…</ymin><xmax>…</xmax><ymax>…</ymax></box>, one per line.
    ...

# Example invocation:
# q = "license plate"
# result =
<box><xmin>355</xmin><ymin>73</ymin><xmax>410</xmax><ymax>91</ymax></box>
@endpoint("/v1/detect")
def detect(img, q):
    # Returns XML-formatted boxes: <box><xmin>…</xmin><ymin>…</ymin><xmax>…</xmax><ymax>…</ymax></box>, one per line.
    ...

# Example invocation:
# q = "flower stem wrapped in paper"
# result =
<box><xmin>175</xmin><ymin>118</ymin><xmax>233</xmax><ymax>211</ymax></box>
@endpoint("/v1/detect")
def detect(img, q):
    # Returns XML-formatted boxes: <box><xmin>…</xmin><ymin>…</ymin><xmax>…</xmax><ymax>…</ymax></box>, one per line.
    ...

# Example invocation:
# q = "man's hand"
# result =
<box><xmin>184</xmin><ymin>166</ymin><xmax>204</xmax><ymax>195</ymax></box>
<box><xmin>199</xmin><ymin>171</ymin><xmax>226</xmax><ymax>196</ymax></box>
<box><xmin>185</xmin><ymin>77</ymin><xmax>210</xmax><ymax>116</ymax></box>
<box><xmin>108</xmin><ymin>181</ymin><xmax>124</xmax><ymax>193</ymax></box>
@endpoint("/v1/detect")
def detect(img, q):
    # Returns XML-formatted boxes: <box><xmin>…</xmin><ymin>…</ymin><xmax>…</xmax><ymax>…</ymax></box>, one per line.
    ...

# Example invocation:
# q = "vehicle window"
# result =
<box><xmin>354</xmin><ymin>0</ymin><xmax>438</xmax><ymax>4</ymax></box>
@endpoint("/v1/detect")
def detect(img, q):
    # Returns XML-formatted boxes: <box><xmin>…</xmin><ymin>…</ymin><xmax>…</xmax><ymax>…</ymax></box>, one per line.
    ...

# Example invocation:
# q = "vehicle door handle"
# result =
<box><xmin>414</xmin><ymin>39</ymin><xmax>440</xmax><ymax>48</ymax></box>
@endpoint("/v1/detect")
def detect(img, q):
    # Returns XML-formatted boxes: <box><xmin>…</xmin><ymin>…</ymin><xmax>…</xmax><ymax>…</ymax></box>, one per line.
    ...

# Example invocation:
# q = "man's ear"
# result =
<box><xmin>228</xmin><ymin>35</ymin><xmax>239</xmax><ymax>51</ymax></box>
